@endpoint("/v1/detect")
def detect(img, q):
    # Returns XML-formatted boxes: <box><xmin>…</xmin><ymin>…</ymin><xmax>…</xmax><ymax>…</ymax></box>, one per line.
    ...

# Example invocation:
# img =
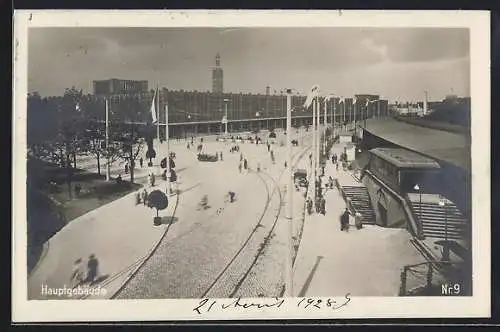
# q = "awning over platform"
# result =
<box><xmin>363</xmin><ymin>118</ymin><xmax>469</xmax><ymax>170</ymax></box>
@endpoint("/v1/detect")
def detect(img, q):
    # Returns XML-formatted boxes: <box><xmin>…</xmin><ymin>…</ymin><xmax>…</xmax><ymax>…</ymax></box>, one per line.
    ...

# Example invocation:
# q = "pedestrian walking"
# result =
<box><xmin>125</xmin><ymin>163</ymin><xmax>129</xmax><ymax>174</ymax></box>
<box><xmin>147</xmin><ymin>173</ymin><xmax>152</xmax><ymax>186</ymax></box>
<box><xmin>135</xmin><ymin>191</ymin><xmax>141</xmax><ymax>205</ymax></box>
<box><xmin>336</xmin><ymin>162</ymin><xmax>339</xmax><ymax>171</ymax></box>
<box><xmin>142</xmin><ymin>188</ymin><xmax>148</xmax><ymax>206</ymax></box>
<box><xmin>220</xmin><ymin>151</ymin><xmax>223</xmax><ymax>161</ymax></box>
<box><xmin>340</xmin><ymin>208</ymin><xmax>350</xmax><ymax>232</ymax></box>
<box><xmin>86</xmin><ymin>254</ymin><xmax>99</xmax><ymax>284</ymax></box>
<box><xmin>151</xmin><ymin>173</ymin><xmax>156</xmax><ymax>186</ymax></box>
<box><xmin>238</xmin><ymin>163</ymin><xmax>242</xmax><ymax>173</ymax></box>
<box><xmin>355</xmin><ymin>212</ymin><xmax>363</xmax><ymax>230</ymax></box>
<box><xmin>139</xmin><ymin>157</ymin><xmax>143</xmax><ymax>168</ymax></box>
<box><xmin>267</xmin><ymin>143</ymin><xmax>270</xmax><ymax>152</ymax></box>
<box><xmin>240</xmin><ymin>153</ymin><xmax>243</xmax><ymax>162</ymax></box>
<box><xmin>320</xmin><ymin>196</ymin><xmax>326</xmax><ymax>215</ymax></box>
<box><xmin>257</xmin><ymin>163</ymin><xmax>261</xmax><ymax>172</ymax></box>
<box><xmin>70</xmin><ymin>258</ymin><xmax>84</xmax><ymax>288</ymax></box>
<box><xmin>306</xmin><ymin>197</ymin><xmax>313</xmax><ymax>215</ymax></box>
<box><xmin>244</xmin><ymin>158</ymin><xmax>248</xmax><ymax>170</ymax></box>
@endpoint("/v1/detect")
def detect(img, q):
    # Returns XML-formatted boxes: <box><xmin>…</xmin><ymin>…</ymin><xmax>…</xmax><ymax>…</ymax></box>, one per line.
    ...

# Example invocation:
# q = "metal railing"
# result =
<box><xmin>363</xmin><ymin>169</ymin><xmax>423</xmax><ymax>238</ymax></box>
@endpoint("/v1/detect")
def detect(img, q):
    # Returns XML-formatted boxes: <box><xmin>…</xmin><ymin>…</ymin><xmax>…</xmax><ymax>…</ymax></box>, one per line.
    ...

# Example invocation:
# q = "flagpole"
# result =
<box><xmin>354</xmin><ymin>98</ymin><xmax>357</xmax><ymax>131</ymax></box>
<box><xmin>285</xmin><ymin>89</ymin><xmax>293</xmax><ymax>297</ymax></box>
<box><xmin>156</xmin><ymin>83</ymin><xmax>160</xmax><ymax>144</ymax></box>
<box><xmin>165</xmin><ymin>102</ymin><xmax>171</xmax><ymax>195</ymax></box>
<box><xmin>105</xmin><ymin>98</ymin><xmax>110</xmax><ymax>181</ymax></box>
<box><xmin>342</xmin><ymin>99</ymin><xmax>345</xmax><ymax>130</ymax></box>
<box><xmin>333</xmin><ymin>98</ymin><xmax>336</xmax><ymax>140</ymax></box>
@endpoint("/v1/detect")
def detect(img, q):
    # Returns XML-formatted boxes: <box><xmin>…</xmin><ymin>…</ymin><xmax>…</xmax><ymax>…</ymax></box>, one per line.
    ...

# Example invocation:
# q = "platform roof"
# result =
<box><xmin>369</xmin><ymin>147</ymin><xmax>441</xmax><ymax>169</ymax></box>
<box><xmin>363</xmin><ymin>118</ymin><xmax>470</xmax><ymax>170</ymax></box>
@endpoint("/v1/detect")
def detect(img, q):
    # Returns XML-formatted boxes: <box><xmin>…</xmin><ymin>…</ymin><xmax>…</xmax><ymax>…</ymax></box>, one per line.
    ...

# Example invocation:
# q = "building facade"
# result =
<box><xmin>93</xmin><ymin>79</ymin><xmax>148</xmax><ymax>96</ymax></box>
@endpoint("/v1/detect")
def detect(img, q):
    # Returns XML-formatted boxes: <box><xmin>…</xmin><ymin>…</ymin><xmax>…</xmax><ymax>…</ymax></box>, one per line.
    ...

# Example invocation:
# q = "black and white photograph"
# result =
<box><xmin>13</xmin><ymin>10</ymin><xmax>490</xmax><ymax>321</ymax></box>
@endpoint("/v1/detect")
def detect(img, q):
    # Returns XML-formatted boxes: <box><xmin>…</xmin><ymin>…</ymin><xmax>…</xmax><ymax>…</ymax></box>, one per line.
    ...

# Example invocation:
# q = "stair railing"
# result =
<box><xmin>364</xmin><ymin>169</ymin><xmax>424</xmax><ymax>239</ymax></box>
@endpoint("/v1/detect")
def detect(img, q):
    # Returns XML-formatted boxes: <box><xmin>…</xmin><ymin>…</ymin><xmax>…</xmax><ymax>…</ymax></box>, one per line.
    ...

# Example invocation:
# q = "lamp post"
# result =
<box><xmin>285</xmin><ymin>88</ymin><xmax>294</xmax><ymax>297</ymax></box>
<box><xmin>414</xmin><ymin>184</ymin><xmax>422</xmax><ymax>223</ymax></box>
<box><xmin>439</xmin><ymin>197</ymin><xmax>450</xmax><ymax>261</ymax></box>
<box><xmin>224</xmin><ymin>99</ymin><xmax>229</xmax><ymax>135</ymax></box>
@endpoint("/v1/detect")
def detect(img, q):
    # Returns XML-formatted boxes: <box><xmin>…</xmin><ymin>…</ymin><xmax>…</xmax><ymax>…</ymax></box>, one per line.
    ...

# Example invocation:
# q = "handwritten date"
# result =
<box><xmin>193</xmin><ymin>294</ymin><xmax>351</xmax><ymax>315</ymax></box>
<box><xmin>296</xmin><ymin>293</ymin><xmax>351</xmax><ymax>310</ymax></box>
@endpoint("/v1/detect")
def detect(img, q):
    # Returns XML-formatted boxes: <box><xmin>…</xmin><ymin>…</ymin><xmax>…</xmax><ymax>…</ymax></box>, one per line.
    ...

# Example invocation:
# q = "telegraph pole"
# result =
<box><xmin>285</xmin><ymin>89</ymin><xmax>294</xmax><ymax>297</ymax></box>
<box><xmin>165</xmin><ymin>103</ymin><xmax>171</xmax><ymax>195</ymax></box>
<box><xmin>312</xmin><ymin>96</ymin><xmax>316</xmax><ymax>204</ymax></box>
<box><xmin>105</xmin><ymin>99</ymin><xmax>110</xmax><ymax>181</ymax></box>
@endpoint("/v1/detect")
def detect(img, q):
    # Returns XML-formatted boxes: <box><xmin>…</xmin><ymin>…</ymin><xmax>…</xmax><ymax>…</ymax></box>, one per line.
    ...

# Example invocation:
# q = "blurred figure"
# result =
<box><xmin>70</xmin><ymin>258</ymin><xmax>84</xmax><ymax>288</ymax></box>
<box><xmin>86</xmin><ymin>254</ymin><xmax>99</xmax><ymax>284</ymax></box>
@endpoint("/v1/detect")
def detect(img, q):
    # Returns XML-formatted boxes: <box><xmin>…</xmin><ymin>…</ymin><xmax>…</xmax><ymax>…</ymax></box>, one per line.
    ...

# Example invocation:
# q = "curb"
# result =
<box><xmin>28</xmin><ymin>241</ymin><xmax>50</xmax><ymax>278</ymax></box>
<box><xmin>106</xmin><ymin>192</ymin><xmax>180</xmax><ymax>299</ymax></box>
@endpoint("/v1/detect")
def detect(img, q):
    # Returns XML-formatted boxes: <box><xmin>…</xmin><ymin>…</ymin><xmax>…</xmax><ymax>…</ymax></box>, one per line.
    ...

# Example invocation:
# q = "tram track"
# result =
<box><xmin>113</xmin><ymin>138</ymin><xmax>311</xmax><ymax>299</ymax></box>
<box><xmin>201</xmin><ymin>145</ymin><xmax>311</xmax><ymax>298</ymax></box>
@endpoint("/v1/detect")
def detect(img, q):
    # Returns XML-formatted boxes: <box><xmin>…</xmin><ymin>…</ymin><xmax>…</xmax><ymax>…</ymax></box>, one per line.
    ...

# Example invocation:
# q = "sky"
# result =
<box><xmin>28</xmin><ymin>27</ymin><xmax>470</xmax><ymax>102</ymax></box>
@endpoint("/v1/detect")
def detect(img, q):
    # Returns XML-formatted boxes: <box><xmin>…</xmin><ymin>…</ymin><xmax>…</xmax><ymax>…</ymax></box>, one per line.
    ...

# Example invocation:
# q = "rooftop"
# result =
<box><xmin>363</xmin><ymin>117</ymin><xmax>469</xmax><ymax>170</ymax></box>
<box><xmin>369</xmin><ymin>147</ymin><xmax>441</xmax><ymax>169</ymax></box>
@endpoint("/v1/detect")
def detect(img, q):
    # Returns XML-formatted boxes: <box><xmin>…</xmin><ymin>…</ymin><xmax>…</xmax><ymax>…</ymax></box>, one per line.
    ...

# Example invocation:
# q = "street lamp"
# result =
<box><xmin>438</xmin><ymin>197</ymin><xmax>450</xmax><ymax>261</ymax></box>
<box><xmin>413</xmin><ymin>184</ymin><xmax>422</xmax><ymax>223</ymax></box>
<box><xmin>223</xmin><ymin>99</ymin><xmax>229</xmax><ymax>135</ymax></box>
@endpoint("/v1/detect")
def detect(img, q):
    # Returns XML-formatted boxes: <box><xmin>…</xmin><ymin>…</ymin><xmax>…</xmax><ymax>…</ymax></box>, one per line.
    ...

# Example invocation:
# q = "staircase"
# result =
<box><xmin>410</xmin><ymin>200</ymin><xmax>468</xmax><ymax>240</ymax></box>
<box><xmin>342</xmin><ymin>185</ymin><xmax>376</xmax><ymax>224</ymax></box>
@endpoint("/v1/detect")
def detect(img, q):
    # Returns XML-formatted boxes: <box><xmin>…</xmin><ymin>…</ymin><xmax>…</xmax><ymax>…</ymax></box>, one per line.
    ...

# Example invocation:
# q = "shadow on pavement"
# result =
<box><xmin>89</xmin><ymin>274</ymin><xmax>109</xmax><ymax>286</ymax></box>
<box><xmin>297</xmin><ymin>255</ymin><xmax>324</xmax><ymax>297</ymax></box>
<box><xmin>161</xmin><ymin>216</ymin><xmax>179</xmax><ymax>225</ymax></box>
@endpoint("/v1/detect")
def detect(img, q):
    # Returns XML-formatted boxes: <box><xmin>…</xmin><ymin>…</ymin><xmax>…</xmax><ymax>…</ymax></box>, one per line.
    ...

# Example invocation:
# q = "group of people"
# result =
<box><xmin>70</xmin><ymin>254</ymin><xmax>99</xmax><ymax>288</ymax></box>
<box><xmin>135</xmin><ymin>188</ymin><xmax>150</xmax><ymax>206</ymax></box>
<box><xmin>339</xmin><ymin>208</ymin><xmax>363</xmax><ymax>232</ymax></box>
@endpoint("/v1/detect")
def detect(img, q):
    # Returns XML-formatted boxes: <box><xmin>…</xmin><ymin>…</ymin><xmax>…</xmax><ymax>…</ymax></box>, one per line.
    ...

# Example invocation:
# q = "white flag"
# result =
<box><xmin>303</xmin><ymin>85</ymin><xmax>320</xmax><ymax>109</ymax></box>
<box><xmin>150</xmin><ymin>89</ymin><xmax>158</xmax><ymax>124</ymax></box>
<box><xmin>339</xmin><ymin>97</ymin><xmax>345</xmax><ymax>104</ymax></box>
<box><xmin>75</xmin><ymin>103</ymin><xmax>81</xmax><ymax>112</ymax></box>
<box><xmin>353</xmin><ymin>97</ymin><xmax>357</xmax><ymax>105</ymax></box>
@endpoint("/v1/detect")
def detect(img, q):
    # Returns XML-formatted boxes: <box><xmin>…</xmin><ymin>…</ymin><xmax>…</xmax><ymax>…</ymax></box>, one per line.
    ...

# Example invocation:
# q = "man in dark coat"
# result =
<box><xmin>340</xmin><ymin>208</ymin><xmax>350</xmax><ymax>232</ymax></box>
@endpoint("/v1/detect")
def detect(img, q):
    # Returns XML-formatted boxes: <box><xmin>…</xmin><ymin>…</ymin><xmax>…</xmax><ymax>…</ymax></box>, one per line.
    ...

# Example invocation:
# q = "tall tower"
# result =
<box><xmin>212</xmin><ymin>53</ymin><xmax>224</xmax><ymax>94</ymax></box>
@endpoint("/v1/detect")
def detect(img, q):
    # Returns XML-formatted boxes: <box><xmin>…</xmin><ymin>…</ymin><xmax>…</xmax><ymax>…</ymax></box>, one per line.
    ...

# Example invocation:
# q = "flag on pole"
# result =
<box><xmin>150</xmin><ymin>89</ymin><xmax>158</xmax><ymax>124</ymax></box>
<box><xmin>339</xmin><ymin>97</ymin><xmax>345</xmax><ymax>104</ymax></box>
<box><xmin>303</xmin><ymin>85</ymin><xmax>320</xmax><ymax>109</ymax></box>
<box><xmin>353</xmin><ymin>97</ymin><xmax>357</xmax><ymax>105</ymax></box>
<box><xmin>75</xmin><ymin>102</ymin><xmax>81</xmax><ymax>112</ymax></box>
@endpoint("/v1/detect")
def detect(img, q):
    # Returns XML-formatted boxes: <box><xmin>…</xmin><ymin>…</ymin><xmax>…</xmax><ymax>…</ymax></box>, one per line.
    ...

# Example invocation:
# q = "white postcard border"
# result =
<box><xmin>12</xmin><ymin>10</ymin><xmax>491</xmax><ymax>321</ymax></box>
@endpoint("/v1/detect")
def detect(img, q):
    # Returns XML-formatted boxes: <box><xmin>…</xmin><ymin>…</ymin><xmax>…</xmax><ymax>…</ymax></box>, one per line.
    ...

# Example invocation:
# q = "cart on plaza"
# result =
<box><xmin>293</xmin><ymin>169</ymin><xmax>309</xmax><ymax>188</ymax></box>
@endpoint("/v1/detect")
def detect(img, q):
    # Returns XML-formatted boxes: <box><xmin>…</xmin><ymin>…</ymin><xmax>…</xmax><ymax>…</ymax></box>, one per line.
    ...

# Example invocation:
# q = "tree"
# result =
<box><xmin>114</xmin><ymin>123</ymin><xmax>145</xmax><ymax>184</ymax></box>
<box><xmin>148</xmin><ymin>190</ymin><xmax>169</xmax><ymax>225</ymax></box>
